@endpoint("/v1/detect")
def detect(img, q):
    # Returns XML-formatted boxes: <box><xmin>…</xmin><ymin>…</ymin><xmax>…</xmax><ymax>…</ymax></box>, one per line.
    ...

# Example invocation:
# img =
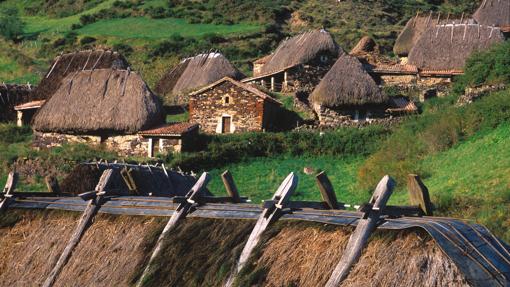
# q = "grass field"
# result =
<box><xmin>76</xmin><ymin>18</ymin><xmax>263</xmax><ymax>39</ymax></box>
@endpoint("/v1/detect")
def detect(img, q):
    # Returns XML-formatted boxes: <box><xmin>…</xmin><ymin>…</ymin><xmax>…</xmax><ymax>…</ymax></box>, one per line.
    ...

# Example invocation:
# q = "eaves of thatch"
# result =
<box><xmin>408</xmin><ymin>24</ymin><xmax>505</xmax><ymax>71</ymax></box>
<box><xmin>258</xmin><ymin>29</ymin><xmax>343</xmax><ymax>75</ymax></box>
<box><xmin>310</xmin><ymin>55</ymin><xmax>385</xmax><ymax>107</ymax></box>
<box><xmin>33</xmin><ymin>69</ymin><xmax>163</xmax><ymax>134</ymax></box>
<box><xmin>154</xmin><ymin>52</ymin><xmax>245</xmax><ymax>99</ymax></box>
<box><xmin>33</xmin><ymin>50</ymin><xmax>129</xmax><ymax>102</ymax></box>
<box><xmin>474</xmin><ymin>0</ymin><xmax>510</xmax><ymax>28</ymax></box>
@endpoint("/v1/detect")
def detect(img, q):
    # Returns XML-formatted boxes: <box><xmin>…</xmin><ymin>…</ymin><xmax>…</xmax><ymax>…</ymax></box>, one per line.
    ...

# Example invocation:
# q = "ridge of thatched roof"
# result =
<box><xmin>408</xmin><ymin>24</ymin><xmax>505</xmax><ymax>71</ymax></box>
<box><xmin>310</xmin><ymin>55</ymin><xmax>385</xmax><ymax>107</ymax></box>
<box><xmin>190</xmin><ymin>76</ymin><xmax>282</xmax><ymax>105</ymax></box>
<box><xmin>258</xmin><ymin>29</ymin><xmax>342</xmax><ymax>75</ymax></box>
<box><xmin>474</xmin><ymin>0</ymin><xmax>510</xmax><ymax>28</ymax></box>
<box><xmin>394</xmin><ymin>13</ymin><xmax>467</xmax><ymax>57</ymax></box>
<box><xmin>33</xmin><ymin>49</ymin><xmax>129</xmax><ymax>102</ymax></box>
<box><xmin>154</xmin><ymin>52</ymin><xmax>245</xmax><ymax>100</ymax></box>
<box><xmin>33</xmin><ymin>69</ymin><xmax>163</xmax><ymax>134</ymax></box>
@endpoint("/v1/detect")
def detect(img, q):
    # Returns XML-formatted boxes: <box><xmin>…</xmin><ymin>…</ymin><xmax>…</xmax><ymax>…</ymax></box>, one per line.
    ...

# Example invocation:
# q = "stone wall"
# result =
<box><xmin>313</xmin><ymin>104</ymin><xmax>399</xmax><ymax>127</ymax></box>
<box><xmin>379</xmin><ymin>74</ymin><xmax>417</xmax><ymax>86</ymax></box>
<box><xmin>190</xmin><ymin>80</ymin><xmax>274</xmax><ymax>134</ymax></box>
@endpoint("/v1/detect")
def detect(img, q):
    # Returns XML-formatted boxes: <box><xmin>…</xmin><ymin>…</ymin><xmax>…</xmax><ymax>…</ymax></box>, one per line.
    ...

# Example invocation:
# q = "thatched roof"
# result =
<box><xmin>154</xmin><ymin>52</ymin><xmax>245</xmax><ymax>103</ymax></box>
<box><xmin>408</xmin><ymin>24</ymin><xmax>505</xmax><ymax>70</ymax></box>
<box><xmin>310</xmin><ymin>55</ymin><xmax>385</xmax><ymax>107</ymax></box>
<box><xmin>474</xmin><ymin>0</ymin><xmax>510</xmax><ymax>27</ymax></box>
<box><xmin>33</xmin><ymin>50</ymin><xmax>129</xmax><ymax>101</ymax></box>
<box><xmin>257</xmin><ymin>29</ymin><xmax>342</xmax><ymax>75</ymax></box>
<box><xmin>33</xmin><ymin>69</ymin><xmax>163</xmax><ymax>134</ymax></box>
<box><xmin>350</xmin><ymin>36</ymin><xmax>377</xmax><ymax>55</ymax></box>
<box><xmin>0</xmin><ymin>83</ymin><xmax>35</xmax><ymax>122</ymax></box>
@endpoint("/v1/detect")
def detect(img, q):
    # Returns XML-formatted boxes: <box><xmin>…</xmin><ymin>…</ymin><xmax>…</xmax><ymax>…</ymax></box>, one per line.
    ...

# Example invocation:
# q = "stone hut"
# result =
<box><xmin>310</xmin><ymin>55</ymin><xmax>388</xmax><ymax>126</ymax></box>
<box><xmin>32</xmin><ymin>68</ymin><xmax>170</xmax><ymax>157</ymax></box>
<box><xmin>243</xmin><ymin>29</ymin><xmax>342</xmax><ymax>93</ymax></box>
<box><xmin>474</xmin><ymin>0</ymin><xmax>510</xmax><ymax>33</ymax></box>
<box><xmin>0</xmin><ymin>83</ymin><xmax>35</xmax><ymax>123</ymax></box>
<box><xmin>154</xmin><ymin>52</ymin><xmax>245</xmax><ymax>106</ymax></box>
<box><xmin>139</xmin><ymin>122</ymin><xmax>199</xmax><ymax>157</ymax></box>
<box><xmin>189</xmin><ymin>77</ymin><xmax>281</xmax><ymax>134</ymax></box>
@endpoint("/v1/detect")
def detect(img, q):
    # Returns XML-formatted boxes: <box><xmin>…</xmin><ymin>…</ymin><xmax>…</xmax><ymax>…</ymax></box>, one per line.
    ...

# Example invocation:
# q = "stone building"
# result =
<box><xmin>242</xmin><ymin>29</ymin><xmax>342</xmax><ymax>93</ymax></box>
<box><xmin>138</xmin><ymin>122</ymin><xmax>199</xmax><ymax>157</ymax></box>
<box><xmin>155</xmin><ymin>52</ymin><xmax>245</xmax><ymax>106</ymax></box>
<box><xmin>31</xmin><ymin>68</ymin><xmax>181</xmax><ymax>157</ymax></box>
<box><xmin>189</xmin><ymin>77</ymin><xmax>281</xmax><ymax>134</ymax></box>
<box><xmin>0</xmin><ymin>83</ymin><xmax>36</xmax><ymax>123</ymax></box>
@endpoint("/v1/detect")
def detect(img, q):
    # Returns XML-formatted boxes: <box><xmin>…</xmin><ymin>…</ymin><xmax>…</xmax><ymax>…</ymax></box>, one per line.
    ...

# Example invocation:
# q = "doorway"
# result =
<box><xmin>222</xmin><ymin>116</ymin><xmax>231</xmax><ymax>133</ymax></box>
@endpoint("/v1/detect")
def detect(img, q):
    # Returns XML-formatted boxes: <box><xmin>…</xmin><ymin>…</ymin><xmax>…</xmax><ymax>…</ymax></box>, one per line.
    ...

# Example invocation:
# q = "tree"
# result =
<box><xmin>0</xmin><ymin>7</ymin><xmax>24</xmax><ymax>41</ymax></box>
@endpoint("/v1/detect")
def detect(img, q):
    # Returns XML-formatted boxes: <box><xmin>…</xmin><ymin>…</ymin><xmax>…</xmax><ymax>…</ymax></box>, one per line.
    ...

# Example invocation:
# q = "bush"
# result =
<box><xmin>113</xmin><ymin>43</ymin><xmax>134</xmax><ymax>56</ymax></box>
<box><xmin>0</xmin><ymin>7</ymin><xmax>24</xmax><ymax>41</ymax></box>
<box><xmin>80</xmin><ymin>36</ymin><xmax>97</xmax><ymax>45</ymax></box>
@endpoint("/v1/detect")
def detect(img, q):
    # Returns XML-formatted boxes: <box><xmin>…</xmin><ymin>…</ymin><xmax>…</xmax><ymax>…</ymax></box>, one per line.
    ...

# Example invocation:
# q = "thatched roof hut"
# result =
<box><xmin>310</xmin><ymin>55</ymin><xmax>385</xmax><ymax>107</ymax></box>
<box><xmin>33</xmin><ymin>69</ymin><xmax>163</xmax><ymax>134</ymax></box>
<box><xmin>0</xmin><ymin>83</ymin><xmax>35</xmax><ymax>122</ymax></box>
<box><xmin>474</xmin><ymin>0</ymin><xmax>510</xmax><ymax>28</ymax></box>
<box><xmin>154</xmin><ymin>52</ymin><xmax>244</xmax><ymax>104</ymax></box>
<box><xmin>408</xmin><ymin>24</ymin><xmax>505</xmax><ymax>71</ymax></box>
<box><xmin>33</xmin><ymin>50</ymin><xmax>129</xmax><ymax>101</ymax></box>
<box><xmin>257</xmin><ymin>29</ymin><xmax>342</xmax><ymax>75</ymax></box>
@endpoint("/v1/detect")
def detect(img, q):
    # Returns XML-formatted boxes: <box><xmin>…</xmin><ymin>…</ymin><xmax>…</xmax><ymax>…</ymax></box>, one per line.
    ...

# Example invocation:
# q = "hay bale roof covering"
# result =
<box><xmin>350</xmin><ymin>36</ymin><xmax>377</xmax><ymax>55</ymax></box>
<box><xmin>310</xmin><ymin>55</ymin><xmax>385</xmax><ymax>107</ymax></box>
<box><xmin>408</xmin><ymin>24</ymin><xmax>505</xmax><ymax>70</ymax></box>
<box><xmin>33</xmin><ymin>69</ymin><xmax>163</xmax><ymax>134</ymax></box>
<box><xmin>258</xmin><ymin>29</ymin><xmax>342</xmax><ymax>75</ymax></box>
<box><xmin>154</xmin><ymin>52</ymin><xmax>245</xmax><ymax>98</ymax></box>
<box><xmin>474</xmin><ymin>0</ymin><xmax>510</xmax><ymax>27</ymax></box>
<box><xmin>33</xmin><ymin>50</ymin><xmax>129</xmax><ymax>101</ymax></box>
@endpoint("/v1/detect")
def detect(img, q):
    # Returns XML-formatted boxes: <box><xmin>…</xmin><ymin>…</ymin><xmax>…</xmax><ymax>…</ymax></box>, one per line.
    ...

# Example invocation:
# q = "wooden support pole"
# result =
<box><xmin>325</xmin><ymin>175</ymin><xmax>395</xmax><ymax>287</ymax></box>
<box><xmin>43</xmin><ymin>169</ymin><xmax>113</xmax><ymax>287</ymax></box>
<box><xmin>221</xmin><ymin>170</ymin><xmax>241</xmax><ymax>203</ymax></box>
<box><xmin>0</xmin><ymin>172</ymin><xmax>18</xmax><ymax>212</ymax></box>
<box><xmin>225</xmin><ymin>173</ymin><xmax>298</xmax><ymax>287</ymax></box>
<box><xmin>136</xmin><ymin>172</ymin><xmax>211</xmax><ymax>287</ymax></box>
<box><xmin>407</xmin><ymin>174</ymin><xmax>433</xmax><ymax>216</ymax></box>
<box><xmin>315</xmin><ymin>171</ymin><xmax>339</xmax><ymax>209</ymax></box>
<box><xmin>45</xmin><ymin>176</ymin><xmax>61</xmax><ymax>194</ymax></box>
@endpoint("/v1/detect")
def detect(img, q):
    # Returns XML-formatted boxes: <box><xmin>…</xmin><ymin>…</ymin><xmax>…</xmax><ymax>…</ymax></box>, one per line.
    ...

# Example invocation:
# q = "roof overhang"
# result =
<box><xmin>14</xmin><ymin>100</ymin><xmax>46</xmax><ymax>111</ymax></box>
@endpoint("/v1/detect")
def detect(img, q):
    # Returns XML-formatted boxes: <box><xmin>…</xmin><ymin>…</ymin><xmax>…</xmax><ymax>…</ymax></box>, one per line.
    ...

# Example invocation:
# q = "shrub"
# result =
<box><xmin>80</xmin><ymin>36</ymin><xmax>97</xmax><ymax>45</ymax></box>
<box><xmin>0</xmin><ymin>7</ymin><xmax>24</xmax><ymax>41</ymax></box>
<box><xmin>113</xmin><ymin>43</ymin><xmax>134</xmax><ymax>56</ymax></box>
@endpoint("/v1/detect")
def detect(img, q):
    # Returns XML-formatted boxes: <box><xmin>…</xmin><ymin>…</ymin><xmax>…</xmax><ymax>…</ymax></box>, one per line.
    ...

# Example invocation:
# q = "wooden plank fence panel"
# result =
<box><xmin>407</xmin><ymin>174</ymin><xmax>433</xmax><ymax>216</ymax></box>
<box><xmin>316</xmin><ymin>171</ymin><xmax>340</xmax><ymax>209</ymax></box>
<box><xmin>221</xmin><ymin>170</ymin><xmax>241</xmax><ymax>203</ymax></box>
<box><xmin>325</xmin><ymin>175</ymin><xmax>395</xmax><ymax>287</ymax></box>
<box><xmin>0</xmin><ymin>172</ymin><xmax>18</xmax><ymax>212</ymax></box>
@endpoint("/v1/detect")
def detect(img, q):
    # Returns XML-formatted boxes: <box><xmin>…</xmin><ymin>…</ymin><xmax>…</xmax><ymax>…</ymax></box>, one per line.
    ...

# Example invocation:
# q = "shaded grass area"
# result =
<box><xmin>76</xmin><ymin>17</ymin><xmax>263</xmax><ymax>39</ymax></box>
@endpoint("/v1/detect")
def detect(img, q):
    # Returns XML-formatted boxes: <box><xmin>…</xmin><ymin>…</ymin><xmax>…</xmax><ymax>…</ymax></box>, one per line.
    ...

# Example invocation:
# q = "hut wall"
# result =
<box><xmin>314</xmin><ymin>104</ymin><xmax>396</xmax><ymax>127</ymax></box>
<box><xmin>379</xmin><ymin>74</ymin><xmax>417</xmax><ymax>86</ymax></box>
<box><xmin>189</xmin><ymin>81</ymin><xmax>266</xmax><ymax>134</ymax></box>
<box><xmin>419</xmin><ymin>76</ymin><xmax>452</xmax><ymax>86</ymax></box>
<box><xmin>284</xmin><ymin>63</ymin><xmax>333</xmax><ymax>93</ymax></box>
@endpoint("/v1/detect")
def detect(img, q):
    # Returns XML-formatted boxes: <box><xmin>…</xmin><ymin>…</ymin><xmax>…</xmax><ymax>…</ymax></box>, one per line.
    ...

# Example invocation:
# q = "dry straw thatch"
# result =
<box><xmin>474</xmin><ymin>0</ymin><xmax>510</xmax><ymax>27</ymax></box>
<box><xmin>310</xmin><ymin>55</ymin><xmax>385</xmax><ymax>107</ymax></box>
<box><xmin>258</xmin><ymin>29</ymin><xmax>342</xmax><ymax>75</ymax></box>
<box><xmin>154</xmin><ymin>52</ymin><xmax>244</xmax><ymax>104</ymax></box>
<box><xmin>33</xmin><ymin>69</ymin><xmax>163</xmax><ymax>134</ymax></box>
<box><xmin>33</xmin><ymin>50</ymin><xmax>129</xmax><ymax>102</ymax></box>
<box><xmin>0</xmin><ymin>83</ymin><xmax>34</xmax><ymax>122</ymax></box>
<box><xmin>408</xmin><ymin>24</ymin><xmax>505</xmax><ymax>70</ymax></box>
<box><xmin>350</xmin><ymin>36</ymin><xmax>378</xmax><ymax>55</ymax></box>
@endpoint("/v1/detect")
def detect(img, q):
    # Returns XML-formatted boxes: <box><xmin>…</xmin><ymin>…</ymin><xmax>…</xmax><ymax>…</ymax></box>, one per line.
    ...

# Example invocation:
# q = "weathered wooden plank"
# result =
<box><xmin>136</xmin><ymin>172</ymin><xmax>211</xmax><ymax>287</ymax></box>
<box><xmin>225</xmin><ymin>173</ymin><xmax>298</xmax><ymax>287</ymax></box>
<box><xmin>315</xmin><ymin>171</ymin><xmax>340</xmax><ymax>209</ymax></box>
<box><xmin>325</xmin><ymin>175</ymin><xmax>395</xmax><ymax>287</ymax></box>
<box><xmin>407</xmin><ymin>174</ymin><xmax>433</xmax><ymax>216</ymax></box>
<box><xmin>221</xmin><ymin>170</ymin><xmax>241</xmax><ymax>203</ymax></box>
<box><xmin>42</xmin><ymin>169</ymin><xmax>113</xmax><ymax>287</ymax></box>
<box><xmin>0</xmin><ymin>172</ymin><xmax>18</xmax><ymax>212</ymax></box>
<box><xmin>45</xmin><ymin>176</ymin><xmax>61</xmax><ymax>194</ymax></box>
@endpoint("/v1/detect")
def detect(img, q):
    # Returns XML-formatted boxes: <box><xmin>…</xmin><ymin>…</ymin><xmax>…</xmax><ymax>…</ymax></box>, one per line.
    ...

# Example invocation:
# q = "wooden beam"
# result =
<box><xmin>225</xmin><ymin>173</ymin><xmax>298</xmax><ymax>287</ymax></box>
<box><xmin>221</xmin><ymin>170</ymin><xmax>241</xmax><ymax>203</ymax></box>
<box><xmin>315</xmin><ymin>171</ymin><xmax>340</xmax><ymax>209</ymax></box>
<box><xmin>0</xmin><ymin>172</ymin><xmax>18</xmax><ymax>212</ymax></box>
<box><xmin>407</xmin><ymin>174</ymin><xmax>433</xmax><ymax>216</ymax></box>
<box><xmin>42</xmin><ymin>169</ymin><xmax>113</xmax><ymax>287</ymax></box>
<box><xmin>325</xmin><ymin>175</ymin><xmax>395</xmax><ymax>287</ymax></box>
<box><xmin>45</xmin><ymin>176</ymin><xmax>61</xmax><ymax>194</ymax></box>
<box><xmin>136</xmin><ymin>172</ymin><xmax>211</xmax><ymax>287</ymax></box>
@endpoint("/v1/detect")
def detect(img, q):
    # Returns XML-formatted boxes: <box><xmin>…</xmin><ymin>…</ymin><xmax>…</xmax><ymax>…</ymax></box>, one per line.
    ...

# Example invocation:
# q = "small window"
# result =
<box><xmin>224</xmin><ymin>96</ymin><xmax>230</xmax><ymax>104</ymax></box>
<box><xmin>320</xmin><ymin>55</ymin><xmax>328</xmax><ymax>63</ymax></box>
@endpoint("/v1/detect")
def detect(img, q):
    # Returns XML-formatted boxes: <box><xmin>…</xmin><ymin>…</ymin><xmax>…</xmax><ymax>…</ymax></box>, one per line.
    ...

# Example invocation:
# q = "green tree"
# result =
<box><xmin>0</xmin><ymin>7</ymin><xmax>24</xmax><ymax>41</ymax></box>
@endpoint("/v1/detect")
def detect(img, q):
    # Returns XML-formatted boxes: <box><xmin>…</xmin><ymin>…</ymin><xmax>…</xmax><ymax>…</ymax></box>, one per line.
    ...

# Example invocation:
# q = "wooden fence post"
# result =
<box><xmin>137</xmin><ymin>172</ymin><xmax>211</xmax><ymax>287</ymax></box>
<box><xmin>225</xmin><ymin>173</ymin><xmax>298</xmax><ymax>287</ymax></box>
<box><xmin>325</xmin><ymin>175</ymin><xmax>395</xmax><ymax>287</ymax></box>
<box><xmin>221</xmin><ymin>170</ymin><xmax>241</xmax><ymax>203</ymax></box>
<box><xmin>45</xmin><ymin>175</ymin><xmax>61</xmax><ymax>194</ymax></box>
<box><xmin>407</xmin><ymin>174</ymin><xmax>433</xmax><ymax>216</ymax></box>
<box><xmin>315</xmin><ymin>171</ymin><xmax>339</xmax><ymax>209</ymax></box>
<box><xmin>43</xmin><ymin>169</ymin><xmax>114</xmax><ymax>287</ymax></box>
<box><xmin>0</xmin><ymin>172</ymin><xmax>18</xmax><ymax>212</ymax></box>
